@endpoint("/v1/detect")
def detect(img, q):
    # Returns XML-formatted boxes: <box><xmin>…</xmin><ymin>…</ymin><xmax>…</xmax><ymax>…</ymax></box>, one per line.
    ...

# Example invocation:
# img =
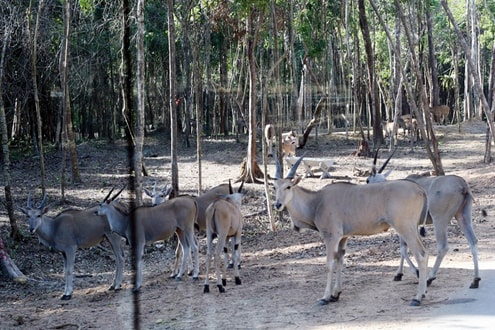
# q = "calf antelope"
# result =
<box><xmin>367</xmin><ymin>151</ymin><xmax>480</xmax><ymax>288</ymax></box>
<box><xmin>204</xmin><ymin>181</ymin><xmax>244</xmax><ymax>293</ymax></box>
<box><xmin>21</xmin><ymin>194</ymin><xmax>124</xmax><ymax>300</ymax></box>
<box><xmin>273</xmin><ymin>155</ymin><xmax>429</xmax><ymax>306</ymax></box>
<box><xmin>264</xmin><ymin>124</ymin><xmax>299</xmax><ymax>157</ymax></box>
<box><xmin>98</xmin><ymin>187</ymin><xmax>199</xmax><ymax>291</ymax></box>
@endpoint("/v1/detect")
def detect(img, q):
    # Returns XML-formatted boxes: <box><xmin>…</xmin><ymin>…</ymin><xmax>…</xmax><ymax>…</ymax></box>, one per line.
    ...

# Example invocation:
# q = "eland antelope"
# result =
<box><xmin>98</xmin><ymin>187</ymin><xmax>199</xmax><ymax>291</ymax></box>
<box><xmin>203</xmin><ymin>181</ymin><xmax>244</xmax><ymax>293</ymax></box>
<box><xmin>273</xmin><ymin>155</ymin><xmax>429</xmax><ymax>306</ymax></box>
<box><xmin>367</xmin><ymin>150</ymin><xmax>480</xmax><ymax>289</ymax></box>
<box><xmin>21</xmin><ymin>193</ymin><xmax>124</xmax><ymax>300</ymax></box>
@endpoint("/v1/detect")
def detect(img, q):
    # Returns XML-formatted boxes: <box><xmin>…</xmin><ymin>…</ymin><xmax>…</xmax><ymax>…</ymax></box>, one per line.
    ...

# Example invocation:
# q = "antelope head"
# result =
<box><xmin>273</xmin><ymin>153</ymin><xmax>305</xmax><ymax>211</ymax></box>
<box><xmin>21</xmin><ymin>192</ymin><xmax>48</xmax><ymax>233</ymax></box>
<box><xmin>366</xmin><ymin>148</ymin><xmax>397</xmax><ymax>184</ymax></box>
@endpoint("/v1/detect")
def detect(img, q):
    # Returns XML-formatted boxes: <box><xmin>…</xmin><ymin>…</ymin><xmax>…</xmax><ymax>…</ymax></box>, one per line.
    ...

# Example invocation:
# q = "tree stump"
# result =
<box><xmin>237</xmin><ymin>158</ymin><xmax>264</xmax><ymax>183</ymax></box>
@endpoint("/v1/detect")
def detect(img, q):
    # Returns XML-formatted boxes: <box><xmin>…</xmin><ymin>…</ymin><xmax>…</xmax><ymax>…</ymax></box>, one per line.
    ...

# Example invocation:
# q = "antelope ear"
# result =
<box><xmin>143</xmin><ymin>188</ymin><xmax>153</xmax><ymax>197</ymax></box>
<box><xmin>42</xmin><ymin>206</ymin><xmax>49</xmax><ymax>214</ymax></box>
<box><xmin>291</xmin><ymin>176</ymin><xmax>302</xmax><ymax>185</ymax></box>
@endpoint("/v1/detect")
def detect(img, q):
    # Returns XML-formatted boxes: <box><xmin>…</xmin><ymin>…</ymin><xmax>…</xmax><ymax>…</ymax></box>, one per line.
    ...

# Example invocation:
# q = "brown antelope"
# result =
<box><xmin>367</xmin><ymin>151</ymin><xmax>480</xmax><ymax>289</ymax></box>
<box><xmin>429</xmin><ymin>105</ymin><xmax>450</xmax><ymax>124</ymax></box>
<box><xmin>273</xmin><ymin>155</ymin><xmax>429</xmax><ymax>306</ymax></box>
<box><xmin>203</xmin><ymin>181</ymin><xmax>244</xmax><ymax>293</ymax></box>
<box><xmin>264</xmin><ymin>124</ymin><xmax>299</xmax><ymax>157</ymax></box>
<box><xmin>21</xmin><ymin>194</ymin><xmax>124</xmax><ymax>300</ymax></box>
<box><xmin>98</xmin><ymin>187</ymin><xmax>199</xmax><ymax>291</ymax></box>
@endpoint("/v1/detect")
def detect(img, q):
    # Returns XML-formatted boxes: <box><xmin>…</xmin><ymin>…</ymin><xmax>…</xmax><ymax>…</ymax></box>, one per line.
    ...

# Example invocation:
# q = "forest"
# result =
<box><xmin>1</xmin><ymin>0</ymin><xmax>495</xmax><ymax>292</ymax></box>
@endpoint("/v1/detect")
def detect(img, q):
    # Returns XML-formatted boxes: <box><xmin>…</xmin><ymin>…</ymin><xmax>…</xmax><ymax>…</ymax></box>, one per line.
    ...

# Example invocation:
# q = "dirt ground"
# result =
<box><xmin>1</xmin><ymin>120</ymin><xmax>494</xmax><ymax>329</ymax></box>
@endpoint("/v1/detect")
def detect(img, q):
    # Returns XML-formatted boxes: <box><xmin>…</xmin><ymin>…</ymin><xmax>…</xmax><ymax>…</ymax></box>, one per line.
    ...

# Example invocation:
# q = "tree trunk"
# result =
<box><xmin>27</xmin><ymin>0</ymin><xmax>46</xmax><ymax>195</ymax></box>
<box><xmin>0</xmin><ymin>238</ymin><xmax>27</xmax><ymax>283</ymax></box>
<box><xmin>358</xmin><ymin>0</ymin><xmax>382</xmax><ymax>146</ymax></box>
<box><xmin>61</xmin><ymin>0</ymin><xmax>81</xmax><ymax>185</ymax></box>
<box><xmin>0</xmin><ymin>23</ymin><xmax>21</xmax><ymax>240</ymax></box>
<box><xmin>134</xmin><ymin>0</ymin><xmax>145</xmax><ymax>206</ymax></box>
<box><xmin>168</xmin><ymin>0</ymin><xmax>180</xmax><ymax>195</ymax></box>
<box><xmin>238</xmin><ymin>8</ymin><xmax>264</xmax><ymax>184</ymax></box>
<box><xmin>426</xmin><ymin>5</ymin><xmax>440</xmax><ymax>106</ymax></box>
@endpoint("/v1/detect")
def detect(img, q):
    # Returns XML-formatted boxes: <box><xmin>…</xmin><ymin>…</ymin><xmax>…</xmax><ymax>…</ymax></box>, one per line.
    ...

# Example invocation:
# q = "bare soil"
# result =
<box><xmin>1</xmin><ymin>120</ymin><xmax>494</xmax><ymax>329</ymax></box>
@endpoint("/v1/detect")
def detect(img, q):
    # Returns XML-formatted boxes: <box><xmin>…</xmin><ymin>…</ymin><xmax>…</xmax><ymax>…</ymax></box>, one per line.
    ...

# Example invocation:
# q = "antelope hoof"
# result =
<box><xmin>108</xmin><ymin>285</ymin><xmax>121</xmax><ymax>292</ymax></box>
<box><xmin>228</xmin><ymin>263</ymin><xmax>234</xmax><ymax>269</ymax></box>
<box><xmin>235</xmin><ymin>277</ymin><xmax>241</xmax><ymax>285</ymax></box>
<box><xmin>329</xmin><ymin>293</ymin><xmax>340</xmax><ymax>302</ymax></box>
<box><xmin>394</xmin><ymin>273</ymin><xmax>403</xmax><ymax>281</ymax></box>
<box><xmin>427</xmin><ymin>277</ymin><xmax>436</xmax><ymax>287</ymax></box>
<box><xmin>203</xmin><ymin>285</ymin><xmax>210</xmax><ymax>293</ymax></box>
<box><xmin>61</xmin><ymin>294</ymin><xmax>72</xmax><ymax>301</ymax></box>
<box><xmin>175</xmin><ymin>276</ymin><xmax>182</xmax><ymax>282</ymax></box>
<box><xmin>222</xmin><ymin>279</ymin><xmax>227</xmax><ymax>286</ymax></box>
<box><xmin>217</xmin><ymin>285</ymin><xmax>225</xmax><ymax>293</ymax></box>
<box><xmin>470</xmin><ymin>277</ymin><xmax>481</xmax><ymax>289</ymax></box>
<box><xmin>193</xmin><ymin>276</ymin><xmax>199</xmax><ymax>281</ymax></box>
<box><xmin>410</xmin><ymin>299</ymin><xmax>421</xmax><ymax>306</ymax></box>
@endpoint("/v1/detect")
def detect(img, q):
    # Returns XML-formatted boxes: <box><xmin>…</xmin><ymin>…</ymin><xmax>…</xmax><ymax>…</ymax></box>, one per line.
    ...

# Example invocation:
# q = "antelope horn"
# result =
<box><xmin>103</xmin><ymin>187</ymin><xmax>115</xmax><ymax>202</ymax></box>
<box><xmin>37</xmin><ymin>193</ymin><xmax>47</xmax><ymax>209</ymax></box>
<box><xmin>286</xmin><ymin>153</ymin><xmax>306</xmax><ymax>179</ymax></box>
<box><xmin>274</xmin><ymin>154</ymin><xmax>283</xmax><ymax>179</ymax></box>
<box><xmin>27</xmin><ymin>192</ymin><xmax>32</xmax><ymax>209</ymax></box>
<box><xmin>161</xmin><ymin>181</ymin><xmax>169</xmax><ymax>193</ymax></box>
<box><xmin>373</xmin><ymin>147</ymin><xmax>380</xmax><ymax>166</ymax></box>
<box><xmin>378</xmin><ymin>148</ymin><xmax>397</xmax><ymax>174</ymax></box>
<box><xmin>153</xmin><ymin>182</ymin><xmax>157</xmax><ymax>194</ymax></box>
<box><xmin>229</xmin><ymin>179</ymin><xmax>233</xmax><ymax>194</ymax></box>
<box><xmin>238</xmin><ymin>180</ymin><xmax>244</xmax><ymax>193</ymax></box>
<box><xmin>111</xmin><ymin>185</ymin><xmax>126</xmax><ymax>201</ymax></box>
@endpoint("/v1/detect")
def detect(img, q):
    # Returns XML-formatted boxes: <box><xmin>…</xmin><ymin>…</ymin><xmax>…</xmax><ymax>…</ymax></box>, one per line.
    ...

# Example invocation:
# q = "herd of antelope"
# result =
<box><xmin>21</xmin><ymin>123</ymin><xmax>481</xmax><ymax>307</ymax></box>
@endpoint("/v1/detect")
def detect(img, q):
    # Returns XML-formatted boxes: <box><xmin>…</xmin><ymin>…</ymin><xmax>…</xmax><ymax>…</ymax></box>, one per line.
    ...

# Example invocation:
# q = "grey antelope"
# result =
<box><xmin>21</xmin><ymin>194</ymin><xmax>124</xmax><ymax>300</ymax></box>
<box><xmin>98</xmin><ymin>187</ymin><xmax>199</xmax><ymax>291</ymax></box>
<box><xmin>273</xmin><ymin>155</ymin><xmax>429</xmax><ymax>306</ymax></box>
<box><xmin>204</xmin><ymin>181</ymin><xmax>245</xmax><ymax>293</ymax></box>
<box><xmin>367</xmin><ymin>150</ymin><xmax>480</xmax><ymax>289</ymax></box>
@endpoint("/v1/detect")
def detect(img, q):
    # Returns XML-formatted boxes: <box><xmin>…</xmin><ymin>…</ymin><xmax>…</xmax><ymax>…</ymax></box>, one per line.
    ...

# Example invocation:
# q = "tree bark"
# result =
<box><xmin>134</xmin><ymin>0</ymin><xmax>145</xmax><ymax>206</ymax></box>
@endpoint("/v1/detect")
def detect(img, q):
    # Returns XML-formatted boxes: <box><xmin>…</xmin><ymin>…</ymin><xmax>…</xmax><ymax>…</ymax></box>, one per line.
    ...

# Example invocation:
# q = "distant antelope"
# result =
<box><xmin>429</xmin><ymin>105</ymin><xmax>450</xmax><ymax>124</ymax></box>
<box><xmin>367</xmin><ymin>150</ymin><xmax>480</xmax><ymax>289</ymax></box>
<box><xmin>273</xmin><ymin>155</ymin><xmax>428</xmax><ymax>306</ymax></box>
<box><xmin>21</xmin><ymin>194</ymin><xmax>124</xmax><ymax>300</ymax></box>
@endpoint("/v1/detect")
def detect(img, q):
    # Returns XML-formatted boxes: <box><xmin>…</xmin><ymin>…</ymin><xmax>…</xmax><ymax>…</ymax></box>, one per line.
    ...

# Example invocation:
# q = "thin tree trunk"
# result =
<box><xmin>27</xmin><ymin>0</ymin><xmax>46</xmax><ymax>195</ymax></box>
<box><xmin>358</xmin><ymin>0</ymin><xmax>382</xmax><ymax>146</ymax></box>
<box><xmin>168</xmin><ymin>0</ymin><xmax>179</xmax><ymax>195</ymax></box>
<box><xmin>61</xmin><ymin>0</ymin><xmax>81</xmax><ymax>185</ymax></box>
